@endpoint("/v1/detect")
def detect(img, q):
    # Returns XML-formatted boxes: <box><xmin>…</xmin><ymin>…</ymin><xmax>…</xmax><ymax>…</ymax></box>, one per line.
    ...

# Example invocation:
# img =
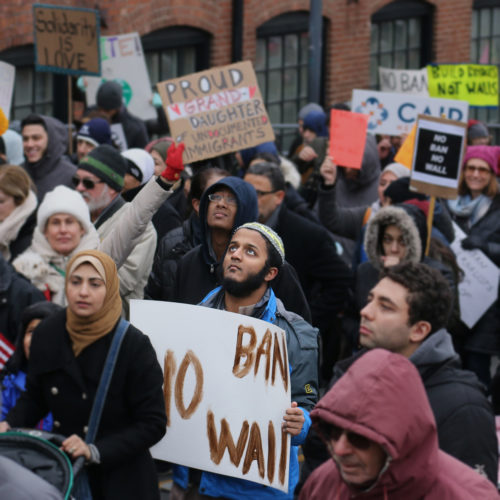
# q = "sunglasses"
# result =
<box><xmin>318</xmin><ymin>422</ymin><xmax>372</xmax><ymax>450</ymax></box>
<box><xmin>465</xmin><ymin>165</ymin><xmax>491</xmax><ymax>175</ymax></box>
<box><xmin>71</xmin><ymin>175</ymin><xmax>104</xmax><ymax>190</ymax></box>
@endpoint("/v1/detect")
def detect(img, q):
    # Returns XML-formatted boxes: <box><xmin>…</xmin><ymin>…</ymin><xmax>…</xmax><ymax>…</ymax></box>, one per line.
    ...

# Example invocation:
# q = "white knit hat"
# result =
<box><xmin>121</xmin><ymin>148</ymin><xmax>155</xmax><ymax>185</ymax></box>
<box><xmin>37</xmin><ymin>185</ymin><xmax>92</xmax><ymax>234</ymax></box>
<box><xmin>382</xmin><ymin>162</ymin><xmax>410</xmax><ymax>179</ymax></box>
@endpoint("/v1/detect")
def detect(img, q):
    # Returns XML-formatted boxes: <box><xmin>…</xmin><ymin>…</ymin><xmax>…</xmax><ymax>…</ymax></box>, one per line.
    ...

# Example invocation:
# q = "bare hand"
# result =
<box><xmin>0</xmin><ymin>421</ymin><xmax>11</xmax><ymax>433</ymax></box>
<box><xmin>282</xmin><ymin>402</ymin><xmax>305</xmax><ymax>436</ymax></box>
<box><xmin>298</xmin><ymin>146</ymin><xmax>318</xmax><ymax>162</ymax></box>
<box><xmin>320</xmin><ymin>156</ymin><xmax>337</xmax><ymax>186</ymax></box>
<box><xmin>381</xmin><ymin>256</ymin><xmax>400</xmax><ymax>268</ymax></box>
<box><xmin>62</xmin><ymin>434</ymin><xmax>91</xmax><ymax>461</ymax></box>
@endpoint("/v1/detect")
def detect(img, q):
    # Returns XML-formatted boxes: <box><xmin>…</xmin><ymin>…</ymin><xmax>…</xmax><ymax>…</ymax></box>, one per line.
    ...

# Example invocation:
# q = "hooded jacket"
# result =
<box><xmin>22</xmin><ymin>116</ymin><xmax>77</xmax><ymax>202</ymax></box>
<box><xmin>300</xmin><ymin>349</ymin><xmax>499</xmax><ymax>500</ymax></box>
<box><xmin>170</xmin><ymin>178</ymin><xmax>312</xmax><ymax>321</ymax></box>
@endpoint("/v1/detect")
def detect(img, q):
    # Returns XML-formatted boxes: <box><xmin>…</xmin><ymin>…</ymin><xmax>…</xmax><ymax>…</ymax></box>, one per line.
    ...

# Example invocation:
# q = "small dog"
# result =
<box><xmin>13</xmin><ymin>251</ymin><xmax>62</xmax><ymax>293</ymax></box>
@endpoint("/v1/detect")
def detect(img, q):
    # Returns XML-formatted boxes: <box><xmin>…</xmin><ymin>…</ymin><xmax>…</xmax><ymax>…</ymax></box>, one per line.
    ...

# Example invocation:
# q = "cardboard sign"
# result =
<box><xmin>352</xmin><ymin>89</ymin><xmax>469</xmax><ymax>136</ymax></box>
<box><xmin>379</xmin><ymin>67</ymin><xmax>429</xmax><ymax>96</ymax></box>
<box><xmin>427</xmin><ymin>64</ymin><xmax>499</xmax><ymax>107</ymax></box>
<box><xmin>450</xmin><ymin>223</ymin><xmax>499</xmax><ymax>328</ymax></box>
<box><xmin>410</xmin><ymin>115</ymin><xmax>467</xmax><ymax>199</ymax></box>
<box><xmin>0</xmin><ymin>62</ymin><xmax>15</xmax><ymax>120</ymax></box>
<box><xmin>329</xmin><ymin>109</ymin><xmax>368</xmax><ymax>169</ymax></box>
<box><xmin>33</xmin><ymin>4</ymin><xmax>100</xmax><ymax>76</ymax></box>
<box><xmin>157</xmin><ymin>61</ymin><xmax>275</xmax><ymax>163</ymax></box>
<box><xmin>83</xmin><ymin>32</ymin><xmax>156</xmax><ymax>121</ymax></box>
<box><xmin>130</xmin><ymin>300</ymin><xmax>291</xmax><ymax>493</ymax></box>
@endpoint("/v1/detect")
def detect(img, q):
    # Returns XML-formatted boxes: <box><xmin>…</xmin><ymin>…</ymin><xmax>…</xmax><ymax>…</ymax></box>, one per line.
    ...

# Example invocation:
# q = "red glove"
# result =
<box><xmin>161</xmin><ymin>142</ymin><xmax>185</xmax><ymax>182</ymax></box>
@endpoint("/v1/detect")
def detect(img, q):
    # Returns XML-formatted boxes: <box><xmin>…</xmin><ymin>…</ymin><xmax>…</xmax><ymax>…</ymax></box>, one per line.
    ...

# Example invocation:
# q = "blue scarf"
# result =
<box><xmin>447</xmin><ymin>194</ymin><xmax>491</xmax><ymax>227</ymax></box>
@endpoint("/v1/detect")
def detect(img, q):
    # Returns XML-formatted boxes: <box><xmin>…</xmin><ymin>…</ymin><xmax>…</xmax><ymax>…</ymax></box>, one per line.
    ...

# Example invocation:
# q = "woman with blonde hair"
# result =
<box><xmin>0</xmin><ymin>250</ymin><xmax>167</xmax><ymax>499</ymax></box>
<box><xmin>0</xmin><ymin>164</ymin><xmax>37</xmax><ymax>261</ymax></box>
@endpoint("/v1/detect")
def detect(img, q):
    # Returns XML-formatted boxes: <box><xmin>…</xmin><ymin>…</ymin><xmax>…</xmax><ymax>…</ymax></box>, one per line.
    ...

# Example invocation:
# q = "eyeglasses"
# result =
<box><xmin>71</xmin><ymin>175</ymin><xmax>104</xmax><ymax>190</ymax></box>
<box><xmin>465</xmin><ymin>165</ymin><xmax>491</xmax><ymax>175</ymax></box>
<box><xmin>318</xmin><ymin>422</ymin><xmax>373</xmax><ymax>450</ymax></box>
<box><xmin>255</xmin><ymin>189</ymin><xmax>278</xmax><ymax>197</ymax></box>
<box><xmin>208</xmin><ymin>193</ymin><xmax>237</xmax><ymax>205</ymax></box>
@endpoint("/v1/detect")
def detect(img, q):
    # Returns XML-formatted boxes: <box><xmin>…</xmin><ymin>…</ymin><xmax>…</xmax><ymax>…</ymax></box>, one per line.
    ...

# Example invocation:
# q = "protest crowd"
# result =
<box><xmin>1</xmin><ymin>40</ymin><xmax>500</xmax><ymax>500</ymax></box>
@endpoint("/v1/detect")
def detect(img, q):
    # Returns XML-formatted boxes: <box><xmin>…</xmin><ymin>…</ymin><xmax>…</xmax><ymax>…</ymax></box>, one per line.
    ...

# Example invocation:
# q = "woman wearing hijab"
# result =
<box><xmin>446</xmin><ymin>145</ymin><xmax>500</xmax><ymax>387</ymax></box>
<box><xmin>0</xmin><ymin>250</ymin><xmax>166</xmax><ymax>499</ymax></box>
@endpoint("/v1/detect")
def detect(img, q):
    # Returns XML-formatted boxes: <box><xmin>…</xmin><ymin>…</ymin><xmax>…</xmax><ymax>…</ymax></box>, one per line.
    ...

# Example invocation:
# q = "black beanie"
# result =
<box><xmin>96</xmin><ymin>81</ymin><xmax>123</xmax><ymax>111</ymax></box>
<box><xmin>384</xmin><ymin>177</ymin><xmax>427</xmax><ymax>203</ymax></box>
<box><xmin>78</xmin><ymin>144</ymin><xmax>127</xmax><ymax>191</ymax></box>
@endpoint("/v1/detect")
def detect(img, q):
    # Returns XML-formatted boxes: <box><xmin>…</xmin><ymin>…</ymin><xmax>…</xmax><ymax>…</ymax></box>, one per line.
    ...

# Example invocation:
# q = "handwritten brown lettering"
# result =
<box><xmin>233</xmin><ymin>325</ymin><xmax>257</xmax><ymax>378</ymax></box>
<box><xmin>272</xmin><ymin>332</ymin><xmax>289</xmax><ymax>392</ymax></box>
<box><xmin>255</xmin><ymin>329</ymin><xmax>272</xmax><ymax>380</ymax></box>
<box><xmin>163</xmin><ymin>350</ymin><xmax>176</xmax><ymax>427</ymax></box>
<box><xmin>174</xmin><ymin>350</ymin><xmax>204</xmax><ymax>419</ymax></box>
<box><xmin>279</xmin><ymin>426</ymin><xmax>288</xmax><ymax>485</ymax></box>
<box><xmin>267</xmin><ymin>420</ymin><xmax>276</xmax><ymax>483</ymax></box>
<box><xmin>206</xmin><ymin>411</ymin><xmax>249</xmax><ymax>466</ymax></box>
<box><xmin>242</xmin><ymin>422</ymin><xmax>265</xmax><ymax>478</ymax></box>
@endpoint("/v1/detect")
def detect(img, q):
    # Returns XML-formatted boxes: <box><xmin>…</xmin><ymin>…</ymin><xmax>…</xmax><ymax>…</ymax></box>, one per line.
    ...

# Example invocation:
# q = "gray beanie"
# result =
<box><xmin>468</xmin><ymin>122</ymin><xmax>490</xmax><ymax>142</ymax></box>
<box><xmin>96</xmin><ymin>81</ymin><xmax>123</xmax><ymax>111</ymax></box>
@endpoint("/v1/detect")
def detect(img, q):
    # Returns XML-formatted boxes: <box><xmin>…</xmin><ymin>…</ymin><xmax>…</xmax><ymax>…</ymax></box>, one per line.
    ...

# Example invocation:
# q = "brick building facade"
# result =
<box><xmin>0</xmin><ymin>0</ymin><xmax>498</xmax><ymax>147</ymax></box>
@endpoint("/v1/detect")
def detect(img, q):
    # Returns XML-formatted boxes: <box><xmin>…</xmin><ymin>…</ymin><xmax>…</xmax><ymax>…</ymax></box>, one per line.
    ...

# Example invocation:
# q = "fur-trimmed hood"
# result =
<box><xmin>364</xmin><ymin>205</ymin><xmax>424</xmax><ymax>269</ymax></box>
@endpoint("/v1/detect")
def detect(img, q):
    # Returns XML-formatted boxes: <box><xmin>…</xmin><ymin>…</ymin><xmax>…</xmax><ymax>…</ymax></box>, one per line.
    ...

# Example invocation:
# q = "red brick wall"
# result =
<box><xmin>0</xmin><ymin>0</ymin><xmax>475</xmax><ymax>110</ymax></box>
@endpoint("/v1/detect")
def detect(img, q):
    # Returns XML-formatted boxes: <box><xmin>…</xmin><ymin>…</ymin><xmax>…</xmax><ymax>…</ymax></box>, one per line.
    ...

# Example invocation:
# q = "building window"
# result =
<box><xmin>142</xmin><ymin>27</ymin><xmax>211</xmax><ymax>86</ymax></box>
<box><xmin>370</xmin><ymin>1</ymin><xmax>434</xmax><ymax>89</ymax></box>
<box><xmin>471</xmin><ymin>1</ymin><xmax>500</xmax><ymax>143</ymax></box>
<box><xmin>256</xmin><ymin>12</ymin><xmax>312</xmax><ymax>153</ymax></box>
<box><xmin>0</xmin><ymin>45</ymin><xmax>54</xmax><ymax>121</ymax></box>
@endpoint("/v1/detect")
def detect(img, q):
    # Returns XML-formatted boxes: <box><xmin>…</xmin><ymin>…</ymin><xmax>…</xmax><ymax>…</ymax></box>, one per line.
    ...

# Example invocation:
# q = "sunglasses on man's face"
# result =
<box><xmin>318</xmin><ymin>422</ymin><xmax>373</xmax><ymax>450</ymax></box>
<box><xmin>71</xmin><ymin>175</ymin><xmax>104</xmax><ymax>190</ymax></box>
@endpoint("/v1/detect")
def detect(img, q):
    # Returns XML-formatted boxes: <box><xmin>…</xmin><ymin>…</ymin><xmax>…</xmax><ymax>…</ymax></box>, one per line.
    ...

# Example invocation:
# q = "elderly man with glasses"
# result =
<box><xmin>300</xmin><ymin>348</ymin><xmax>499</xmax><ymax>499</ymax></box>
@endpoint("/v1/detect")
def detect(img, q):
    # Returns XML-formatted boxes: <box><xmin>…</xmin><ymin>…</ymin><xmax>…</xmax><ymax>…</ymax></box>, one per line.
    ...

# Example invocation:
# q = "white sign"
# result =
<box><xmin>351</xmin><ymin>89</ymin><xmax>469</xmax><ymax>135</ymax></box>
<box><xmin>379</xmin><ymin>67</ymin><xmax>429</xmax><ymax>96</ymax></box>
<box><xmin>451</xmin><ymin>223</ymin><xmax>499</xmax><ymax>328</ymax></box>
<box><xmin>83</xmin><ymin>32</ymin><xmax>156</xmax><ymax>120</ymax></box>
<box><xmin>0</xmin><ymin>61</ymin><xmax>15</xmax><ymax>120</ymax></box>
<box><xmin>130</xmin><ymin>300</ymin><xmax>291</xmax><ymax>492</ymax></box>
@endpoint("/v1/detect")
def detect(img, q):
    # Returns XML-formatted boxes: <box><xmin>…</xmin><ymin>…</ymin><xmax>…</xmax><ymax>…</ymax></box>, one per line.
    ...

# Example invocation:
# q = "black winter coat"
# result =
<box><xmin>272</xmin><ymin>204</ymin><xmax>352</xmax><ymax>331</ymax></box>
<box><xmin>447</xmin><ymin>194</ymin><xmax>500</xmax><ymax>354</ymax></box>
<box><xmin>0</xmin><ymin>255</ymin><xmax>45</xmax><ymax>344</ymax></box>
<box><xmin>6</xmin><ymin>310</ymin><xmax>167</xmax><ymax>500</ymax></box>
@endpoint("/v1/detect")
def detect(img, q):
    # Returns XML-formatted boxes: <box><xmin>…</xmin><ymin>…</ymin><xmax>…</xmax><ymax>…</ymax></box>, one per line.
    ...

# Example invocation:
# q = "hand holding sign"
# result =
<box><xmin>320</xmin><ymin>156</ymin><xmax>337</xmax><ymax>186</ymax></box>
<box><xmin>329</xmin><ymin>109</ymin><xmax>368</xmax><ymax>169</ymax></box>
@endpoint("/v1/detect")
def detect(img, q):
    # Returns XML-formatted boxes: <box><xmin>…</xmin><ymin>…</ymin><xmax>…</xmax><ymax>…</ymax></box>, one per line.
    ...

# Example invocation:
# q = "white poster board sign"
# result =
<box><xmin>83</xmin><ymin>32</ymin><xmax>156</xmax><ymax>120</ymax></box>
<box><xmin>0</xmin><ymin>61</ymin><xmax>15</xmax><ymax>120</ymax></box>
<box><xmin>451</xmin><ymin>223</ymin><xmax>499</xmax><ymax>328</ymax></box>
<box><xmin>351</xmin><ymin>89</ymin><xmax>469</xmax><ymax>136</ymax></box>
<box><xmin>130</xmin><ymin>300</ymin><xmax>291</xmax><ymax>492</ymax></box>
<box><xmin>379</xmin><ymin>67</ymin><xmax>429</xmax><ymax>96</ymax></box>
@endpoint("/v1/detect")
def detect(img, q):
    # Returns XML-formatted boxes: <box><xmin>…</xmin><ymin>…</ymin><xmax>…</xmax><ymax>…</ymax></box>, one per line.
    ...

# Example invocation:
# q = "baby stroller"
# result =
<box><xmin>0</xmin><ymin>428</ymin><xmax>85</xmax><ymax>499</ymax></box>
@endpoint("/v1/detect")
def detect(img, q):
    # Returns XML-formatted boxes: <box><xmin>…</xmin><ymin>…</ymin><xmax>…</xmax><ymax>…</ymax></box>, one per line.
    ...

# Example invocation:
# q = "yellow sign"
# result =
<box><xmin>394</xmin><ymin>125</ymin><xmax>416</xmax><ymax>168</ymax></box>
<box><xmin>427</xmin><ymin>64</ymin><xmax>498</xmax><ymax>107</ymax></box>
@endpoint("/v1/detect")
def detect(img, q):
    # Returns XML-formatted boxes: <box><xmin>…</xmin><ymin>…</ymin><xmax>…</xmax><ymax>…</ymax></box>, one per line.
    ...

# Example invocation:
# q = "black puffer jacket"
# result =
<box><xmin>0</xmin><ymin>255</ymin><xmax>46</xmax><ymax>344</ymax></box>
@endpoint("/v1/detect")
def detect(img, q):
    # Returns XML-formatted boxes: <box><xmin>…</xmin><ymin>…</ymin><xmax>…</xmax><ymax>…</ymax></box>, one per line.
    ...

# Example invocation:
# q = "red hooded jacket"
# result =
<box><xmin>300</xmin><ymin>349</ymin><xmax>499</xmax><ymax>499</ymax></box>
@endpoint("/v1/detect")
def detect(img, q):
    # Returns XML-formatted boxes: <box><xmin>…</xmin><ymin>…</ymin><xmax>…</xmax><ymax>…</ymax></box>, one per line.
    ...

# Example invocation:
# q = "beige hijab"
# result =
<box><xmin>65</xmin><ymin>250</ymin><xmax>122</xmax><ymax>356</ymax></box>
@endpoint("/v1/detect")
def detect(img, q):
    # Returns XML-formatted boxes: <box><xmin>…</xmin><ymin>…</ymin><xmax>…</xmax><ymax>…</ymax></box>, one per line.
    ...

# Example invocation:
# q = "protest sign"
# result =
<box><xmin>352</xmin><ymin>89</ymin><xmax>469</xmax><ymax>136</ymax></box>
<box><xmin>130</xmin><ymin>300</ymin><xmax>291</xmax><ymax>492</ymax></box>
<box><xmin>410</xmin><ymin>115</ymin><xmax>467</xmax><ymax>199</ymax></box>
<box><xmin>451</xmin><ymin>223</ymin><xmax>499</xmax><ymax>328</ymax></box>
<box><xmin>329</xmin><ymin>109</ymin><xmax>368</xmax><ymax>169</ymax></box>
<box><xmin>0</xmin><ymin>62</ymin><xmax>15</xmax><ymax>120</ymax></box>
<box><xmin>83</xmin><ymin>32</ymin><xmax>156</xmax><ymax>121</ymax></box>
<box><xmin>33</xmin><ymin>4</ymin><xmax>100</xmax><ymax>76</ymax></box>
<box><xmin>393</xmin><ymin>124</ymin><xmax>416</xmax><ymax>169</ymax></box>
<box><xmin>157</xmin><ymin>61</ymin><xmax>275</xmax><ymax>163</ymax></box>
<box><xmin>427</xmin><ymin>64</ymin><xmax>499</xmax><ymax>107</ymax></box>
<box><xmin>379</xmin><ymin>67</ymin><xmax>428</xmax><ymax>96</ymax></box>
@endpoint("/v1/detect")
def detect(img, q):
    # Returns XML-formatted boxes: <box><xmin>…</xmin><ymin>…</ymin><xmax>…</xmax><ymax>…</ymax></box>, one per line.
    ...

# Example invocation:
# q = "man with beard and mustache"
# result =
<box><xmin>74</xmin><ymin>143</ymin><xmax>184</xmax><ymax>316</ymax></box>
<box><xmin>171</xmin><ymin>222</ymin><xmax>319</xmax><ymax>500</ymax></box>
